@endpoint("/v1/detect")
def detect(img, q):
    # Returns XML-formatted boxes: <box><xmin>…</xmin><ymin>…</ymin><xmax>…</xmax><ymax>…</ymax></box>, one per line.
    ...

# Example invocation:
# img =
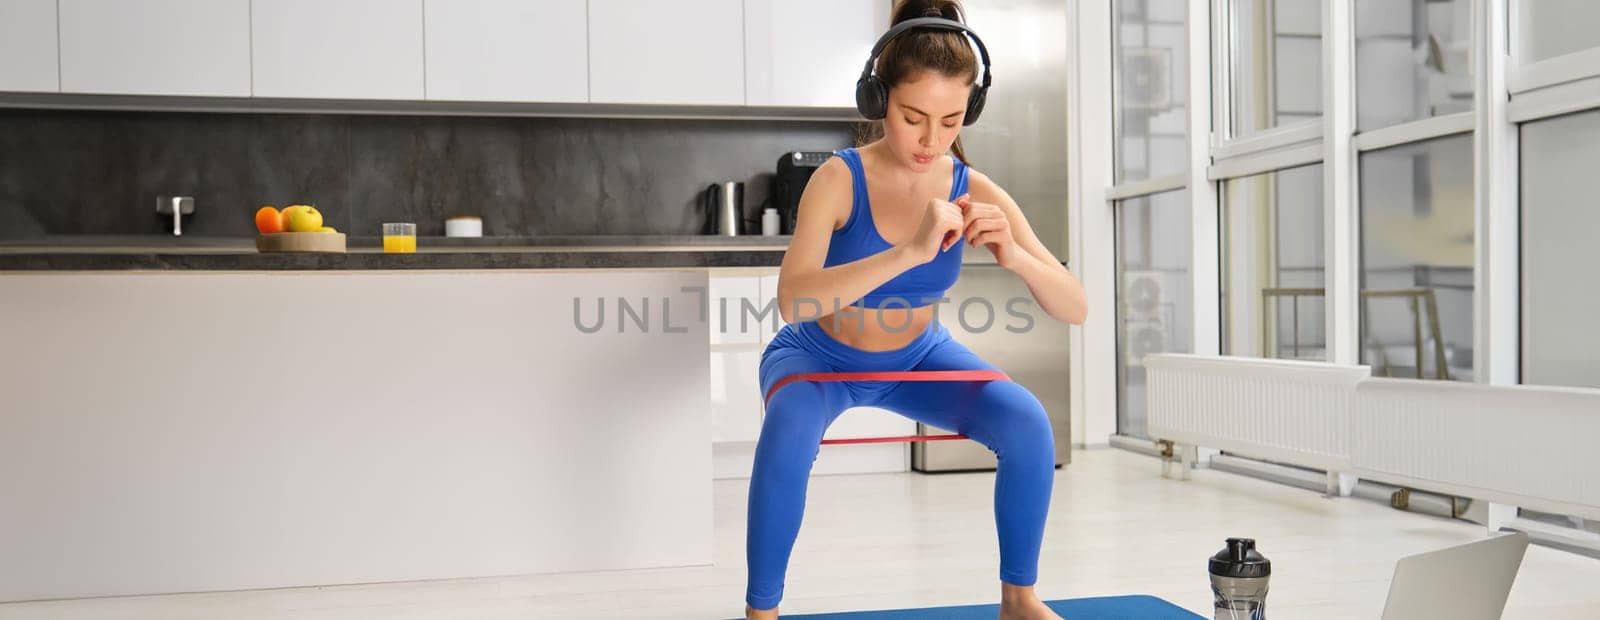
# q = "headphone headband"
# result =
<box><xmin>855</xmin><ymin>16</ymin><xmax>993</xmax><ymax>126</ymax></box>
<box><xmin>860</xmin><ymin>17</ymin><xmax>992</xmax><ymax>90</ymax></box>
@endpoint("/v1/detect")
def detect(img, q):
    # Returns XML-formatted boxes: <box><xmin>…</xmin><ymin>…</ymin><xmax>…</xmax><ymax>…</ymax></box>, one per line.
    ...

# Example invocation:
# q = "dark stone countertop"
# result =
<box><xmin>0</xmin><ymin>235</ymin><xmax>794</xmax><ymax>271</ymax></box>
<box><xmin>0</xmin><ymin>234</ymin><xmax>794</xmax><ymax>250</ymax></box>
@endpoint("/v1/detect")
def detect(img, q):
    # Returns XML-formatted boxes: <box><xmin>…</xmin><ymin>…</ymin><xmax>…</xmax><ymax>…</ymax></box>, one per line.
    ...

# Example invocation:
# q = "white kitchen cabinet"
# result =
<box><xmin>424</xmin><ymin>0</ymin><xmax>587</xmax><ymax>103</ymax></box>
<box><xmin>252</xmin><ymin>0</ymin><xmax>424</xmax><ymax>100</ymax></box>
<box><xmin>711</xmin><ymin>348</ymin><xmax>763</xmax><ymax>444</ymax></box>
<box><xmin>58</xmin><ymin>0</ymin><xmax>250</xmax><ymax>96</ymax></box>
<box><xmin>0</xmin><ymin>270</ymin><xmax>714</xmax><ymax>600</ymax></box>
<box><xmin>0</xmin><ymin>0</ymin><xmax>59</xmax><ymax>93</ymax></box>
<box><xmin>743</xmin><ymin>0</ymin><xmax>888</xmax><ymax>107</ymax></box>
<box><xmin>588</xmin><ymin>0</ymin><xmax>744</xmax><ymax>105</ymax></box>
<box><xmin>757</xmin><ymin>271</ymin><xmax>787</xmax><ymax>345</ymax></box>
<box><xmin>711</xmin><ymin>272</ymin><xmax>762</xmax><ymax>347</ymax></box>
<box><xmin>710</xmin><ymin>268</ymin><xmax>764</xmax><ymax>480</ymax></box>
<box><xmin>710</xmin><ymin>271</ymin><xmax>765</xmax><ymax>447</ymax></box>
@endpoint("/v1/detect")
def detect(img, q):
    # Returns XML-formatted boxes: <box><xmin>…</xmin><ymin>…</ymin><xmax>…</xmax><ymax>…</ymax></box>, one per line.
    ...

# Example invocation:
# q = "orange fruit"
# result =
<box><xmin>255</xmin><ymin>206</ymin><xmax>283</xmax><ymax>234</ymax></box>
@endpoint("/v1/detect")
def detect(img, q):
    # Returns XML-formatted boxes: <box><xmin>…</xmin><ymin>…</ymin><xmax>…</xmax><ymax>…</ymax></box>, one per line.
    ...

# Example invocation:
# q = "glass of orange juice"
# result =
<box><xmin>382</xmin><ymin>222</ymin><xmax>417</xmax><ymax>253</ymax></box>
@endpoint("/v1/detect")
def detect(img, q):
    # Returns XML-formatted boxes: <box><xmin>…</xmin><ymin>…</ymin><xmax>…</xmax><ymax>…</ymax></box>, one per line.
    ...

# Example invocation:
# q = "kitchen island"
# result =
<box><xmin>0</xmin><ymin>236</ymin><xmax>795</xmax><ymax>603</ymax></box>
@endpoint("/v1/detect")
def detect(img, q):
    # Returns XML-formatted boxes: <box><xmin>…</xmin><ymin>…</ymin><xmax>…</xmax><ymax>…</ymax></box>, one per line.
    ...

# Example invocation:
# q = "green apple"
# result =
<box><xmin>283</xmin><ymin>205</ymin><xmax>323</xmax><ymax>233</ymax></box>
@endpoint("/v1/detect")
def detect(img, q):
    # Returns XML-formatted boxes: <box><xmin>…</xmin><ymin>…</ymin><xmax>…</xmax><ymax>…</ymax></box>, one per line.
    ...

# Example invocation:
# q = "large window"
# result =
<box><xmin>1086</xmin><ymin>0</ymin><xmax>1600</xmax><ymax>550</ymax></box>
<box><xmin>1115</xmin><ymin>190</ymin><xmax>1192</xmax><ymax>438</ymax></box>
<box><xmin>1358</xmin><ymin>135</ymin><xmax>1475</xmax><ymax>381</ymax></box>
<box><xmin>1114</xmin><ymin>0</ymin><xmax>1189</xmax><ymax>183</ymax></box>
<box><xmin>1520</xmin><ymin>110</ymin><xmax>1600</xmax><ymax>389</ymax></box>
<box><xmin>1111</xmin><ymin>0</ymin><xmax>1192</xmax><ymax>439</ymax></box>
<box><xmin>1516</xmin><ymin>0</ymin><xmax>1600</xmax><ymax>64</ymax></box>
<box><xmin>1351</xmin><ymin>0</ymin><xmax>1477</xmax><ymax>383</ymax></box>
<box><xmin>1229</xmin><ymin>0</ymin><xmax>1323</xmax><ymax>137</ymax></box>
<box><xmin>1354</xmin><ymin>0</ymin><xmax>1473</xmax><ymax>131</ymax></box>
<box><xmin>1221</xmin><ymin>164</ymin><xmax>1325</xmax><ymax>360</ymax></box>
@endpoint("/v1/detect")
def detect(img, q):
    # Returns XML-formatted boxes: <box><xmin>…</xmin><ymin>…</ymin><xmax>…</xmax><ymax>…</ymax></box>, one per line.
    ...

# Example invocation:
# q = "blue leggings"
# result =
<box><xmin>746</xmin><ymin>319</ymin><xmax>1056</xmax><ymax>610</ymax></box>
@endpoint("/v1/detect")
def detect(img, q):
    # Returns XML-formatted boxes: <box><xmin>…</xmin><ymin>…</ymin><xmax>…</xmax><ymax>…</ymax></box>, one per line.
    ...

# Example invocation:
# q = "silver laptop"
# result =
<box><xmin>1381</xmin><ymin>531</ymin><xmax>1530</xmax><ymax>620</ymax></box>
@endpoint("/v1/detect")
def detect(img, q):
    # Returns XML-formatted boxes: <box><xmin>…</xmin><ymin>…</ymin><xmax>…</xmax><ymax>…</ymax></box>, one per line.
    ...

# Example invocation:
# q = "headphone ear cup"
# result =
<box><xmin>963</xmin><ymin>86</ymin><xmax>987</xmax><ymax>126</ymax></box>
<box><xmin>856</xmin><ymin>75</ymin><xmax>889</xmax><ymax>121</ymax></box>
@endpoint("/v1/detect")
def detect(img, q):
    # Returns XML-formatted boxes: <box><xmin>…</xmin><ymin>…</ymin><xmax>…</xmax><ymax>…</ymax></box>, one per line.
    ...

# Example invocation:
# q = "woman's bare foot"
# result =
<box><xmin>746</xmin><ymin>603</ymin><xmax>778</xmax><ymax>619</ymax></box>
<box><xmin>998</xmin><ymin>583</ymin><xmax>1063</xmax><ymax>620</ymax></box>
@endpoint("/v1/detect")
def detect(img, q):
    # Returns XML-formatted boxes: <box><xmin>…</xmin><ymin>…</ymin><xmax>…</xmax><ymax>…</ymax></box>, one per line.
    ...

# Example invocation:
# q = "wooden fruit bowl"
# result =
<box><xmin>256</xmin><ymin>232</ymin><xmax>347</xmax><ymax>253</ymax></box>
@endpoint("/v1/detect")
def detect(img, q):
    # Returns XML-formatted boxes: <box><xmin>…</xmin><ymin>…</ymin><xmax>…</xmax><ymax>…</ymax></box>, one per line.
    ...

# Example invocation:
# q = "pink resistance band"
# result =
<box><xmin>763</xmin><ymin>370</ymin><xmax>1013</xmax><ymax>445</ymax></box>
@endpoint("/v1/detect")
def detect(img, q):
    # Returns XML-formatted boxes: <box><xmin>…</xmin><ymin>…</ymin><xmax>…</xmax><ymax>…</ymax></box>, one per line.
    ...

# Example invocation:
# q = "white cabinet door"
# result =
<box><xmin>252</xmin><ymin>0</ymin><xmax>424</xmax><ymax>100</ymax></box>
<box><xmin>710</xmin><ymin>272</ymin><xmax>762</xmax><ymax>347</ymax></box>
<box><xmin>58</xmin><ymin>0</ymin><xmax>250</xmax><ymax>96</ymax></box>
<box><xmin>711</xmin><ymin>349</ymin><xmax>763</xmax><ymax>443</ymax></box>
<box><xmin>588</xmin><ymin>0</ymin><xmax>743</xmax><ymax>105</ymax></box>
<box><xmin>710</xmin><ymin>272</ymin><xmax>764</xmax><ymax>444</ymax></box>
<box><xmin>424</xmin><ymin>0</ymin><xmax>587</xmax><ymax>103</ymax></box>
<box><xmin>744</xmin><ymin>0</ymin><xmax>888</xmax><ymax>108</ymax></box>
<box><xmin>0</xmin><ymin>0</ymin><xmax>59</xmax><ymax>92</ymax></box>
<box><xmin>757</xmin><ymin>269</ymin><xmax>786</xmax><ymax>345</ymax></box>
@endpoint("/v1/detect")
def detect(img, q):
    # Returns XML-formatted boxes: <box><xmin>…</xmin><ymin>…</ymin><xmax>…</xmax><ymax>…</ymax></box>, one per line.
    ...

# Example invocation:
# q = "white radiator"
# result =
<box><xmin>1353</xmin><ymin>379</ymin><xmax>1600</xmax><ymax>521</ymax></box>
<box><xmin>1146</xmin><ymin>354</ymin><xmax>1370</xmax><ymax>471</ymax></box>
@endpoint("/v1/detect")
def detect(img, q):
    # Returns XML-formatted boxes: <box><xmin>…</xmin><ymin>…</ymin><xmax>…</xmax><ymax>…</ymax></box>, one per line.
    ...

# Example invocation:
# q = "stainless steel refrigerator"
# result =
<box><xmin>912</xmin><ymin>0</ymin><xmax>1073</xmax><ymax>472</ymax></box>
<box><xmin>912</xmin><ymin>263</ymin><xmax>1073</xmax><ymax>472</ymax></box>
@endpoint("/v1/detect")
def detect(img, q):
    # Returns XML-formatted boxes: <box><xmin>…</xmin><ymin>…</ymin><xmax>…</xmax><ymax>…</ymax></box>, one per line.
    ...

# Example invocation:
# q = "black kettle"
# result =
<box><xmin>702</xmin><ymin>182</ymin><xmax>746</xmax><ymax>236</ymax></box>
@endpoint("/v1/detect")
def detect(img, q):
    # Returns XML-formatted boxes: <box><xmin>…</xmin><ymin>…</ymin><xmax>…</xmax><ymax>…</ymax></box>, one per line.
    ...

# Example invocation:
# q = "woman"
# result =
<box><xmin>745</xmin><ymin>1</ymin><xmax>1088</xmax><ymax>618</ymax></box>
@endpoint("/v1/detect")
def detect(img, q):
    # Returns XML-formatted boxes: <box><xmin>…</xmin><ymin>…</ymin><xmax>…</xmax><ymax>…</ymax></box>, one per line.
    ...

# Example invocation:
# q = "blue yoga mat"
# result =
<box><xmin>749</xmin><ymin>595</ymin><xmax>1204</xmax><ymax>619</ymax></box>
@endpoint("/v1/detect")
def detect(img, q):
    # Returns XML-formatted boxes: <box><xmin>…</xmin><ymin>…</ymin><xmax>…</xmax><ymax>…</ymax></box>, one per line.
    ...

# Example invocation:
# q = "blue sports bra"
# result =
<box><xmin>822</xmin><ymin>147</ymin><xmax>967</xmax><ymax>309</ymax></box>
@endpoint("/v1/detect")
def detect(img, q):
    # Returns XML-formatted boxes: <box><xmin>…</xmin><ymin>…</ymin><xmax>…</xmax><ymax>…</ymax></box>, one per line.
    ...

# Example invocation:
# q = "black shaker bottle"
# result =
<box><xmin>1209</xmin><ymin>537</ymin><xmax>1270</xmax><ymax>620</ymax></box>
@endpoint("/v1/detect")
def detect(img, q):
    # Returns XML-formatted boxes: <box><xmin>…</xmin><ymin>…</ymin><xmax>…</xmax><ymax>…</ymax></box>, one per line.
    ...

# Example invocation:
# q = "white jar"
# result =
<box><xmin>761</xmin><ymin>208</ymin><xmax>779</xmax><ymax>236</ymax></box>
<box><xmin>445</xmin><ymin>216</ymin><xmax>483</xmax><ymax>238</ymax></box>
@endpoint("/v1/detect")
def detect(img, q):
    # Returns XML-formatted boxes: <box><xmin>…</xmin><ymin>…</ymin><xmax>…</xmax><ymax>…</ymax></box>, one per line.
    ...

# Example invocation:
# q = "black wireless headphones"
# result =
<box><xmin>855</xmin><ymin>16</ymin><xmax>994</xmax><ymax>127</ymax></box>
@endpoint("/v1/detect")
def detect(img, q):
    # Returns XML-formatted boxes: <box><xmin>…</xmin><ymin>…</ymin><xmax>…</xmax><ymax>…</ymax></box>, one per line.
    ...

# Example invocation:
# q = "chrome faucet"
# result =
<box><xmin>156</xmin><ymin>196</ymin><xmax>194</xmax><ymax>236</ymax></box>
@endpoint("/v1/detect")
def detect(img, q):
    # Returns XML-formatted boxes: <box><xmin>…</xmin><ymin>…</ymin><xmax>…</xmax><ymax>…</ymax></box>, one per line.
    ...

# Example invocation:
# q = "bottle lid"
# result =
<box><xmin>764</xmin><ymin>207</ymin><xmax>777</xmax><ymax>213</ymax></box>
<box><xmin>1209</xmin><ymin>537</ymin><xmax>1271</xmax><ymax>578</ymax></box>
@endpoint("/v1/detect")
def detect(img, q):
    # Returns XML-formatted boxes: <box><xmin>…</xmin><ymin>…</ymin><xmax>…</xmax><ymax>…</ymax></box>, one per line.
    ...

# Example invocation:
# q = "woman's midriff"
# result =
<box><xmin>814</xmin><ymin>304</ymin><xmax>936</xmax><ymax>352</ymax></box>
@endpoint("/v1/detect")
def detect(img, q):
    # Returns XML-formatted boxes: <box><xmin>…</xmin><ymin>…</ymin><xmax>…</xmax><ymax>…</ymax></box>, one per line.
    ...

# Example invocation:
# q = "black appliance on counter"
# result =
<box><xmin>771</xmin><ymin>151</ymin><xmax>835</xmax><ymax>235</ymax></box>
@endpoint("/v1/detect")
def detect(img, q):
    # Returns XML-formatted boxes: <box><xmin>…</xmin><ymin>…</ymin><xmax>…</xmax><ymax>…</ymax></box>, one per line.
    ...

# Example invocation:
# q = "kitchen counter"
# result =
<box><xmin>0</xmin><ymin>234</ymin><xmax>795</xmax><ymax>250</ymax></box>
<box><xmin>0</xmin><ymin>234</ymin><xmax>1006</xmax><ymax>270</ymax></box>
<box><xmin>0</xmin><ymin>234</ymin><xmax>795</xmax><ymax>270</ymax></box>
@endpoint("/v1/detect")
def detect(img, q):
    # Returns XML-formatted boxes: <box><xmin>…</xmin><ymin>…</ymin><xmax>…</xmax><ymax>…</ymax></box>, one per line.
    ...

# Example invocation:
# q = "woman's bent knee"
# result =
<box><xmin>977</xmin><ymin>382</ymin><xmax>1055</xmax><ymax>457</ymax></box>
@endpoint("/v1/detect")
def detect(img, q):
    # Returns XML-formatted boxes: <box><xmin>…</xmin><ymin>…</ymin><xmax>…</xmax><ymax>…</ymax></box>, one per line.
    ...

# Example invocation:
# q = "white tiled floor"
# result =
<box><xmin>3</xmin><ymin>449</ymin><xmax>1597</xmax><ymax>619</ymax></box>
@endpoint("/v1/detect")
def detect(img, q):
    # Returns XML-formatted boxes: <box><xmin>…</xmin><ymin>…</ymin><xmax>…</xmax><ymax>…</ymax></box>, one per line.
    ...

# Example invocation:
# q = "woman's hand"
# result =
<box><xmin>956</xmin><ymin>195</ymin><xmax>1022</xmax><ymax>269</ymax></box>
<box><xmin>903</xmin><ymin>197</ymin><xmax>966</xmax><ymax>265</ymax></box>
